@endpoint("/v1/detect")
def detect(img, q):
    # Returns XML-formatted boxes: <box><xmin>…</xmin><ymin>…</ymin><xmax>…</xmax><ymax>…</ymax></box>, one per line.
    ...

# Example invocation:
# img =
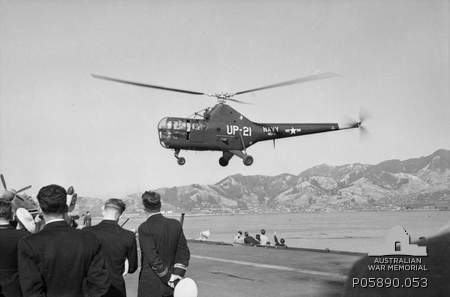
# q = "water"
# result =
<box><xmin>110</xmin><ymin>211</ymin><xmax>449</xmax><ymax>253</ymax></box>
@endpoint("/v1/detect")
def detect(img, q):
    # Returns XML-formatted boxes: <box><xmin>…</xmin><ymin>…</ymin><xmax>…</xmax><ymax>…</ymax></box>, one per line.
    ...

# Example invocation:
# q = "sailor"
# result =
<box><xmin>18</xmin><ymin>184</ymin><xmax>110</xmax><ymax>297</ymax></box>
<box><xmin>274</xmin><ymin>232</ymin><xmax>287</xmax><ymax>248</ymax></box>
<box><xmin>84</xmin><ymin>198</ymin><xmax>138</xmax><ymax>297</ymax></box>
<box><xmin>0</xmin><ymin>198</ymin><xmax>28</xmax><ymax>297</ymax></box>
<box><xmin>259</xmin><ymin>229</ymin><xmax>270</xmax><ymax>246</ymax></box>
<box><xmin>137</xmin><ymin>191</ymin><xmax>190</xmax><ymax>297</ymax></box>
<box><xmin>83</xmin><ymin>210</ymin><xmax>92</xmax><ymax>227</ymax></box>
<box><xmin>243</xmin><ymin>231</ymin><xmax>259</xmax><ymax>246</ymax></box>
<box><xmin>233</xmin><ymin>230</ymin><xmax>244</xmax><ymax>244</ymax></box>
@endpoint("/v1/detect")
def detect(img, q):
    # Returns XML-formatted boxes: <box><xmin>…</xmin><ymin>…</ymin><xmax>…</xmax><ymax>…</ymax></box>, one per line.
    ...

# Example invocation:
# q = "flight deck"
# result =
<box><xmin>125</xmin><ymin>240</ymin><xmax>364</xmax><ymax>297</ymax></box>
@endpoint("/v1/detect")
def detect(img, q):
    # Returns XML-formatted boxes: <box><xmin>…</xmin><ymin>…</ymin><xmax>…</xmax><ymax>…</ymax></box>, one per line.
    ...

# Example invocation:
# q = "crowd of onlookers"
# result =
<box><xmin>0</xmin><ymin>185</ymin><xmax>190</xmax><ymax>297</ymax></box>
<box><xmin>233</xmin><ymin>229</ymin><xmax>286</xmax><ymax>247</ymax></box>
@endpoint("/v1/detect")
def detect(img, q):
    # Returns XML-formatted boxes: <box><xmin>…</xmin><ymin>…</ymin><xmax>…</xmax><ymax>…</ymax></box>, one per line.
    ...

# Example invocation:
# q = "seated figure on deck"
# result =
<box><xmin>259</xmin><ymin>229</ymin><xmax>270</xmax><ymax>246</ymax></box>
<box><xmin>243</xmin><ymin>231</ymin><xmax>259</xmax><ymax>246</ymax></box>
<box><xmin>233</xmin><ymin>230</ymin><xmax>244</xmax><ymax>244</ymax></box>
<box><xmin>274</xmin><ymin>233</ymin><xmax>287</xmax><ymax>248</ymax></box>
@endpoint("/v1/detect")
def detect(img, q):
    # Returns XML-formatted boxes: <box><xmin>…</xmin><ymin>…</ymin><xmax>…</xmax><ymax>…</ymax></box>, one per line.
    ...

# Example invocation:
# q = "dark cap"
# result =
<box><xmin>37</xmin><ymin>184</ymin><xmax>68</xmax><ymax>214</ymax></box>
<box><xmin>104</xmin><ymin>198</ymin><xmax>126</xmax><ymax>214</ymax></box>
<box><xmin>142</xmin><ymin>191</ymin><xmax>161</xmax><ymax>211</ymax></box>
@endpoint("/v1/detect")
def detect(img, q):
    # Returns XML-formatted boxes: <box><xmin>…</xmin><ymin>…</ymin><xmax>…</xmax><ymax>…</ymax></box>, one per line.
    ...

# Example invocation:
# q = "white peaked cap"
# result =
<box><xmin>16</xmin><ymin>208</ymin><xmax>36</xmax><ymax>233</ymax></box>
<box><xmin>174</xmin><ymin>278</ymin><xmax>198</xmax><ymax>297</ymax></box>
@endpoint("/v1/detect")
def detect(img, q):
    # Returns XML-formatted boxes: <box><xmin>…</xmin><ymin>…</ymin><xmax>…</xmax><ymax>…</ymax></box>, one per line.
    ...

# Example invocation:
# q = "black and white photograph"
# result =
<box><xmin>1</xmin><ymin>1</ymin><xmax>449</xmax><ymax>297</ymax></box>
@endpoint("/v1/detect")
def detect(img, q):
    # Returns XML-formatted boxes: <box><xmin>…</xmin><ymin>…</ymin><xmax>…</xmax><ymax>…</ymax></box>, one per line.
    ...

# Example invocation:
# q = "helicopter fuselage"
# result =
<box><xmin>158</xmin><ymin>104</ymin><xmax>347</xmax><ymax>166</ymax></box>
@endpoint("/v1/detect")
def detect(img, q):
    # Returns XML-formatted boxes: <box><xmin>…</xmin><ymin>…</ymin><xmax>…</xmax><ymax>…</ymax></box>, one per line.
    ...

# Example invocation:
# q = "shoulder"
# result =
<box><xmin>83</xmin><ymin>225</ymin><xmax>95</xmax><ymax>232</ymax></box>
<box><xmin>118</xmin><ymin>225</ymin><xmax>135</xmax><ymax>237</ymax></box>
<box><xmin>83</xmin><ymin>224</ymin><xmax>102</xmax><ymax>233</ymax></box>
<box><xmin>18</xmin><ymin>230</ymin><xmax>46</xmax><ymax>251</ymax></box>
<box><xmin>138</xmin><ymin>220</ymin><xmax>147</xmax><ymax>231</ymax></box>
<box><xmin>70</xmin><ymin>228</ymin><xmax>101</xmax><ymax>244</ymax></box>
<box><xmin>11</xmin><ymin>229</ymin><xmax>29</xmax><ymax>239</ymax></box>
<box><xmin>165</xmin><ymin>216</ymin><xmax>182</xmax><ymax>227</ymax></box>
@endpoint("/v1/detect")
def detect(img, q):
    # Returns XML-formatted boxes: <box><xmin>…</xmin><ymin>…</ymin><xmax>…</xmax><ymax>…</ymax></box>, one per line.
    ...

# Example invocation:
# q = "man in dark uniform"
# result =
<box><xmin>18</xmin><ymin>184</ymin><xmax>110</xmax><ymax>297</ymax></box>
<box><xmin>0</xmin><ymin>198</ymin><xmax>28</xmax><ymax>297</ymax></box>
<box><xmin>84</xmin><ymin>198</ymin><xmax>138</xmax><ymax>297</ymax></box>
<box><xmin>137</xmin><ymin>191</ymin><xmax>190</xmax><ymax>297</ymax></box>
<box><xmin>84</xmin><ymin>210</ymin><xmax>92</xmax><ymax>227</ymax></box>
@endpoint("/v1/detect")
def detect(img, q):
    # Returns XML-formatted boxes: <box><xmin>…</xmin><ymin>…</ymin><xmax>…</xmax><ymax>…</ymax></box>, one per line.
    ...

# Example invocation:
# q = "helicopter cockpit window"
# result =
<box><xmin>191</xmin><ymin>121</ymin><xmax>206</xmax><ymax>131</ymax></box>
<box><xmin>159</xmin><ymin>118</ymin><xmax>205</xmax><ymax>131</ymax></box>
<box><xmin>167</xmin><ymin>120</ymin><xmax>173</xmax><ymax>129</ymax></box>
<box><xmin>173</xmin><ymin>120</ymin><xmax>186</xmax><ymax>130</ymax></box>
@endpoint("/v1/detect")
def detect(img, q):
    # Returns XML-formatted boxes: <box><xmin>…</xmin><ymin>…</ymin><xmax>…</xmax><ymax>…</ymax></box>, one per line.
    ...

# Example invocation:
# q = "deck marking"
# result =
<box><xmin>192</xmin><ymin>254</ymin><xmax>346</xmax><ymax>281</ymax></box>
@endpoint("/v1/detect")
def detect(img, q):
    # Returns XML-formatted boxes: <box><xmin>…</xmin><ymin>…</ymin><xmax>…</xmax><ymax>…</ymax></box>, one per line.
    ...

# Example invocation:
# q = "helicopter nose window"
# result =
<box><xmin>173</xmin><ymin>120</ymin><xmax>186</xmax><ymax>130</ymax></box>
<box><xmin>159</xmin><ymin>118</ymin><xmax>207</xmax><ymax>144</ymax></box>
<box><xmin>191</xmin><ymin>121</ymin><xmax>206</xmax><ymax>130</ymax></box>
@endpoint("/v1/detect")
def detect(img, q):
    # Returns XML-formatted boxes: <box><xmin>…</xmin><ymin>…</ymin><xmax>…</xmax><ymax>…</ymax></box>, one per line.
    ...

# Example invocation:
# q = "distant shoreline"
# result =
<box><xmin>106</xmin><ymin>208</ymin><xmax>450</xmax><ymax>220</ymax></box>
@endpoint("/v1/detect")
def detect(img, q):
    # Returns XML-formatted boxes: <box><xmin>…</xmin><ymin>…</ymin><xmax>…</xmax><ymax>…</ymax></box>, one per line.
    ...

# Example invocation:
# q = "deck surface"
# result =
<box><xmin>124</xmin><ymin>241</ymin><xmax>363</xmax><ymax>297</ymax></box>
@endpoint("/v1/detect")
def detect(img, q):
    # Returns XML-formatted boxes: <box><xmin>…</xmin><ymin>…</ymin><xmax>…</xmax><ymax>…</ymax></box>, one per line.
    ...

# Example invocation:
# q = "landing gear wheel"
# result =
<box><xmin>219</xmin><ymin>157</ymin><xmax>229</xmax><ymax>167</ymax></box>
<box><xmin>177</xmin><ymin>157</ymin><xmax>186</xmax><ymax>166</ymax></box>
<box><xmin>243</xmin><ymin>155</ymin><xmax>254</xmax><ymax>166</ymax></box>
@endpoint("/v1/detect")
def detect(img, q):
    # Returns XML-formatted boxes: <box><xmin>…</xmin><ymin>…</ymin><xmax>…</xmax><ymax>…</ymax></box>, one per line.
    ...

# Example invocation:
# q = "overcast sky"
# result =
<box><xmin>1</xmin><ymin>0</ymin><xmax>448</xmax><ymax>197</ymax></box>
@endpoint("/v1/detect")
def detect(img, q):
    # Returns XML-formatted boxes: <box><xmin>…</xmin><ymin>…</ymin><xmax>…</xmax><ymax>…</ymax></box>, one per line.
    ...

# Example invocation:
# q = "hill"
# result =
<box><xmin>77</xmin><ymin>149</ymin><xmax>450</xmax><ymax>214</ymax></box>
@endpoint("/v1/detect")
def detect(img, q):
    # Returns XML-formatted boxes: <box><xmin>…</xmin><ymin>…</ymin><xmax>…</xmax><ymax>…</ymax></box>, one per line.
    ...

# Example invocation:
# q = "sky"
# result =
<box><xmin>0</xmin><ymin>0</ymin><xmax>449</xmax><ymax>198</ymax></box>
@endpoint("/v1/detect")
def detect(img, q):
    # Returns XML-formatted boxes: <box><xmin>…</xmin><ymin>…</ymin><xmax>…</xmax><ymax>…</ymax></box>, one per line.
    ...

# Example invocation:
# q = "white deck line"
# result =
<box><xmin>191</xmin><ymin>254</ymin><xmax>347</xmax><ymax>281</ymax></box>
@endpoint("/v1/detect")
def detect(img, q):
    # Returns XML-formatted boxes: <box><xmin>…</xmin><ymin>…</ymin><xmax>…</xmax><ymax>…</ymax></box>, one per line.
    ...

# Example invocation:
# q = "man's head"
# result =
<box><xmin>37</xmin><ymin>184</ymin><xmax>68</xmax><ymax>215</ymax></box>
<box><xmin>142</xmin><ymin>191</ymin><xmax>161</xmax><ymax>212</ymax></box>
<box><xmin>102</xmin><ymin>198</ymin><xmax>126</xmax><ymax>221</ymax></box>
<box><xmin>244</xmin><ymin>231</ymin><xmax>249</xmax><ymax>237</ymax></box>
<box><xmin>260</xmin><ymin>229</ymin><xmax>266</xmax><ymax>235</ymax></box>
<box><xmin>0</xmin><ymin>199</ymin><xmax>12</xmax><ymax>221</ymax></box>
<box><xmin>238</xmin><ymin>230</ymin><xmax>242</xmax><ymax>235</ymax></box>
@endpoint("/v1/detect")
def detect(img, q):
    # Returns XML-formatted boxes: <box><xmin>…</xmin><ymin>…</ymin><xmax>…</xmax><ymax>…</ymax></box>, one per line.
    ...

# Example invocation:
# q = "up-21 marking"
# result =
<box><xmin>226</xmin><ymin>125</ymin><xmax>252</xmax><ymax>136</ymax></box>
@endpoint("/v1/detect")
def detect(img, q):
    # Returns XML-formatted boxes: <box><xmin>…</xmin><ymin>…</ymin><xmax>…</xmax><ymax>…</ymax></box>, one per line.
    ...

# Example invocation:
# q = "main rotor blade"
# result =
<box><xmin>92</xmin><ymin>74</ymin><xmax>206</xmax><ymax>96</ymax></box>
<box><xmin>15</xmin><ymin>185</ymin><xmax>32</xmax><ymax>194</ymax></box>
<box><xmin>226</xmin><ymin>98</ymin><xmax>252</xmax><ymax>104</ymax></box>
<box><xmin>234</xmin><ymin>72</ymin><xmax>339</xmax><ymax>96</ymax></box>
<box><xmin>0</xmin><ymin>174</ymin><xmax>6</xmax><ymax>190</ymax></box>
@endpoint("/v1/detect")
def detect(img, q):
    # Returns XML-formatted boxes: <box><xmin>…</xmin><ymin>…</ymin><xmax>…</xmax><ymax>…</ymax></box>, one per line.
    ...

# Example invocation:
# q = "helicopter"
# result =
<box><xmin>92</xmin><ymin>73</ymin><xmax>366</xmax><ymax>166</ymax></box>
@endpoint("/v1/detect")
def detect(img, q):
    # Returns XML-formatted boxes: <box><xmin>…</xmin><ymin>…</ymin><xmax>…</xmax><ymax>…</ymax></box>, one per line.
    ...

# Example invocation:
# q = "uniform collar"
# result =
<box><xmin>147</xmin><ymin>212</ymin><xmax>163</xmax><ymax>221</ymax></box>
<box><xmin>100</xmin><ymin>219</ymin><xmax>119</xmax><ymax>225</ymax></box>
<box><xmin>46</xmin><ymin>218</ymin><xmax>65</xmax><ymax>225</ymax></box>
<box><xmin>43</xmin><ymin>220</ymin><xmax>70</xmax><ymax>230</ymax></box>
<box><xmin>147</xmin><ymin>212</ymin><xmax>161</xmax><ymax>218</ymax></box>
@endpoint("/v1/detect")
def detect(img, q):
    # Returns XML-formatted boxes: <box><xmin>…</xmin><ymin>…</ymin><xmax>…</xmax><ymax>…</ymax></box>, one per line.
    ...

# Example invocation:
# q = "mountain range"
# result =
<box><xmin>76</xmin><ymin>149</ymin><xmax>450</xmax><ymax>215</ymax></box>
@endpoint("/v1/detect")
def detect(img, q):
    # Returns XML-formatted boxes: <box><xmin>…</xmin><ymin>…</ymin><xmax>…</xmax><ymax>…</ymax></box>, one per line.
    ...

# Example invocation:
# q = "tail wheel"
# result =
<box><xmin>219</xmin><ymin>157</ymin><xmax>229</xmax><ymax>167</ymax></box>
<box><xmin>177</xmin><ymin>157</ymin><xmax>186</xmax><ymax>166</ymax></box>
<box><xmin>243</xmin><ymin>155</ymin><xmax>254</xmax><ymax>166</ymax></box>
